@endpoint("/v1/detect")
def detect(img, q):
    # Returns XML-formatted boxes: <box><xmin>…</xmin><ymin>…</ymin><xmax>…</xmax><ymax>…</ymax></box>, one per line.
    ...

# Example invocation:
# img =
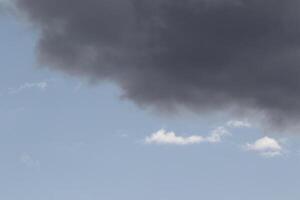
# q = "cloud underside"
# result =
<box><xmin>15</xmin><ymin>0</ymin><xmax>300</xmax><ymax>129</ymax></box>
<box><xmin>145</xmin><ymin>127</ymin><xmax>229</xmax><ymax>145</ymax></box>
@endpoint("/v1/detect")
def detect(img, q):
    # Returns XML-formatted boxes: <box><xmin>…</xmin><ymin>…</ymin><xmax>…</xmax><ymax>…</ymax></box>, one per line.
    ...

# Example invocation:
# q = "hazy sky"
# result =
<box><xmin>2</xmin><ymin>1</ymin><xmax>300</xmax><ymax>200</ymax></box>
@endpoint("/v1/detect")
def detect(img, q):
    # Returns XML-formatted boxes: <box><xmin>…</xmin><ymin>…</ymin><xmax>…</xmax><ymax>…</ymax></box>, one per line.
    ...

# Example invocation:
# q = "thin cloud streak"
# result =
<box><xmin>227</xmin><ymin>120</ymin><xmax>251</xmax><ymax>128</ymax></box>
<box><xmin>8</xmin><ymin>81</ymin><xmax>48</xmax><ymax>94</ymax></box>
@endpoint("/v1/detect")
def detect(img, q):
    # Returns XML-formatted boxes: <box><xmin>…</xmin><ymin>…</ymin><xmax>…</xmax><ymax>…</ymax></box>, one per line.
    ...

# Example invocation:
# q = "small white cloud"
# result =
<box><xmin>244</xmin><ymin>137</ymin><xmax>283</xmax><ymax>157</ymax></box>
<box><xmin>227</xmin><ymin>120</ymin><xmax>251</xmax><ymax>128</ymax></box>
<box><xmin>9</xmin><ymin>81</ymin><xmax>48</xmax><ymax>94</ymax></box>
<box><xmin>145</xmin><ymin>129</ymin><xmax>204</xmax><ymax>145</ymax></box>
<box><xmin>20</xmin><ymin>153</ymin><xmax>40</xmax><ymax>169</ymax></box>
<box><xmin>145</xmin><ymin>127</ymin><xmax>229</xmax><ymax>145</ymax></box>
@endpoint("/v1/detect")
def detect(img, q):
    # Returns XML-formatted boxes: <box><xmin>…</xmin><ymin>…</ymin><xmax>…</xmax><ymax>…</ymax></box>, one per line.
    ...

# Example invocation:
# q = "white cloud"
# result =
<box><xmin>244</xmin><ymin>137</ymin><xmax>283</xmax><ymax>157</ymax></box>
<box><xmin>145</xmin><ymin>129</ymin><xmax>203</xmax><ymax>145</ymax></box>
<box><xmin>9</xmin><ymin>81</ymin><xmax>48</xmax><ymax>94</ymax></box>
<box><xmin>20</xmin><ymin>153</ymin><xmax>40</xmax><ymax>169</ymax></box>
<box><xmin>227</xmin><ymin>120</ymin><xmax>251</xmax><ymax>128</ymax></box>
<box><xmin>145</xmin><ymin>127</ymin><xmax>229</xmax><ymax>145</ymax></box>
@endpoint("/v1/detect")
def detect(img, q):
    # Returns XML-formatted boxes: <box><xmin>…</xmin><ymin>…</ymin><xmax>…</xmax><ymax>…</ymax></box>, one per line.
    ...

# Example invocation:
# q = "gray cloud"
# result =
<box><xmin>15</xmin><ymin>0</ymin><xmax>300</xmax><ymax>130</ymax></box>
<box><xmin>0</xmin><ymin>0</ymin><xmax>10</xmax><ymax>13</ymax></box>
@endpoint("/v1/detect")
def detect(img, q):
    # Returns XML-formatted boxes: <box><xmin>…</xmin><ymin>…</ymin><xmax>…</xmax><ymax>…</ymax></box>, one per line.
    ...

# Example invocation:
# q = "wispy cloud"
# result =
<box><xmin>205</xmin><ymin>127</ymin><xmax>230</xmax><ymax>143</ymax></box>
<box><xmin>226</xmin><ymin>120</ymin><xmax>251</xmax><ymax>128</ymax></box>
<box><xmin>73</xmin><ymin>82</ymin><xmax>83</xmax><ymax>92</ymax></box>
<box><xmin>145</xmin><ymin>127</ymin><xmax>229</xmax><ymax>145</ymax></box>
<box><xmin>244</xmin><ymin>137</ymin><xmax>283</xmax><ymax>157</ymax></box>
<box><xmin>20</xmin><ymin>153</ymin><xmax>40</xmax><ymax>169</ymax></box>
<box><xmin>8</xmin><ymin>81</ymin><xmax>48</xmax><ymax>94</ymax></box>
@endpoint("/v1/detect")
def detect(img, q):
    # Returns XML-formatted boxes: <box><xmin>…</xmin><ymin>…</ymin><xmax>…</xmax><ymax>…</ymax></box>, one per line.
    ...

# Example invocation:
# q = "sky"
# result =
<box><xmin>2</xmin><ymin>1</ymin><xmax>300</xmax><ymax>200</ymax></box>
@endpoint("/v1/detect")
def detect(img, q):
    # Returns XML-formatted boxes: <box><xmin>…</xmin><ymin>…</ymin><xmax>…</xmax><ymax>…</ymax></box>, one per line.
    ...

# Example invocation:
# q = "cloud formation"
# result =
<box><xmin>226</xmin><ymin>120</ymin><xmax>251</xmax><ymax>128</ymax></box>
<box><xmin>8</xmin><ymin>81</ymin><xmax>48</xmax><ymax>94</ymax></box>
<box><xmin>15</xmin><ymin>0</ymin><xmax>300</xmax><ymax>129</ymax></box>
<box><xmin>20</xmin><ymin>153</ymin><xmax>40</xmax><ymax>168</ymax></box>
<box><xmin>145</xmin><ymin>127</ymin><xmax>229</xmax><ymax>145</ymax></box>
<box><xmin>244</xmin><ymin>137</ymin><xmax>283</xmax><ymax>157</ymax></box>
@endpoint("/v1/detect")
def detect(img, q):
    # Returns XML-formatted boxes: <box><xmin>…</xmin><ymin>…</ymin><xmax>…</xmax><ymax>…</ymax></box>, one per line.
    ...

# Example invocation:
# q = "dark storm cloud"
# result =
<box><xmin>15</xmin><ymin>0</ymin><xmax>300</xmax><ymax>128</ymax></box>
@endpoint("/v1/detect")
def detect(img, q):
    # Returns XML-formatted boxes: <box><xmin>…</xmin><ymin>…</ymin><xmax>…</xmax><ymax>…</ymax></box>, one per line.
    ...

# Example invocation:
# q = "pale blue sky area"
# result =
<box><xmin>1</xmin><ymin>11</ymin><xmax>300</xmax><ymax>200</ymax></box>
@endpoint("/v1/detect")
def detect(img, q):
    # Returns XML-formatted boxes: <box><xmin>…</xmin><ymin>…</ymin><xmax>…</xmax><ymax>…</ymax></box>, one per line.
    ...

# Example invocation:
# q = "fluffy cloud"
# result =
<box><xmin>244</xmin><ymin>137</ymin><xmax>283</xmax><ymax>157</ymax></box>
<box><xmin>145</xmin><ymin>129</ymin><xmax>203</xmax><ymax>145</ymax></box>
<box><xmin>145</xmin><ymin>127</ymin><xmax>229</xmax><ymax>145</ymax></box>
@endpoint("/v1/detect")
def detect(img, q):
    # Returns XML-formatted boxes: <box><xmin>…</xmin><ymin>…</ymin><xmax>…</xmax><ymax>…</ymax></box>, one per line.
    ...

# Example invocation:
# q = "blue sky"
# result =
<box><xmin>1</xmin><ymin>6</ymin><xmax>300</xmax><ymax>200</ymax></box>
